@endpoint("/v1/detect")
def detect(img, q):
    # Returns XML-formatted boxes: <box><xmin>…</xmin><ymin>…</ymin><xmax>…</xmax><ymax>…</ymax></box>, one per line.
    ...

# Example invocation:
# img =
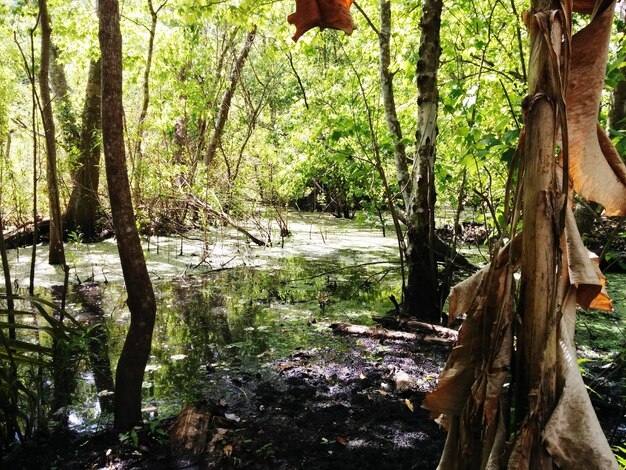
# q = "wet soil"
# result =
<box><xmin>3</xmin><ymin>333</ymin><xmax>448</xmax><ymax>470</ymax></box>
<box><xmin>4</xmin><ymin>325</ymin><xmax>626</xmax><ymax>469</ymax></box>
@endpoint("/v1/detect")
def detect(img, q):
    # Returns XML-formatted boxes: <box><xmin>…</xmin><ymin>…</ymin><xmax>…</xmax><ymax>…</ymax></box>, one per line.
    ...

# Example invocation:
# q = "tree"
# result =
<box><xmin>64</xmin><ymin>57</ymin><xmax>102</xmax><ymax>239</ymax></box>
<box><xmin>132</xmin><ymin>0</ymin><xmax>168</xmax><ymax>205</ymax></box>
<box><xmin>99</xmin><ymin>0</ymin><xmax>157</xmax><ymax>431</ymax></box>
<box><xmin>38</xmin><ymin>0</ymin><xmax>65</xmax><ymax>266</ymax></box>
<box><xmin>205</xmin><ymin>25</ymin><xmax>258</xmax><ymax>166</ymax></box>
<box><xmin>424</xmin><ymin>0</ymin><xmax>623</xmax><ymax>467</ymax></box>
<box><xmin>403</xmin><ymin>0</ymin><xmax>443</xmax><ymax>323</ymax></box>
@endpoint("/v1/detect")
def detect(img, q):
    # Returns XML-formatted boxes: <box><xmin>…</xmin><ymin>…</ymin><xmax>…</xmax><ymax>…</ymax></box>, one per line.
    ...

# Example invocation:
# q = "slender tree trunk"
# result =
<box><xmin>132</xmin><ymin>0</ymin><xmax>167</xmax><ymax>205</ymax></box>
<box><xmin>66</xmin><ymin>58</ymin><xmax>102</xmax><ymax>239</ymax></box>
<box><xmin>99</xmin><ymin>0</ymin><xmax>157</xmax><ymax>431</ymax></box>
<box><xmin>205</xmin><ymin>26</ymin><xmax>257</xmax><ymax>165</ymax></box>
<box><xmin>0</xmin><ymin>217</ymin><xmax>15</xmax><ymax>341</ymax></box>
<box><xmin>403</xmin><ymin>0</ymin><xmax>443</xmax><ymax>323</ymax></box>
<box><xmin>38</xmin><ymin>0</ymin><xmax>65</xmax><ymax>266</ymax></box>
<box><xmin>379</xmin><ymin>0</ymin><xmax>411</xmax><ymax>206</ymax></box>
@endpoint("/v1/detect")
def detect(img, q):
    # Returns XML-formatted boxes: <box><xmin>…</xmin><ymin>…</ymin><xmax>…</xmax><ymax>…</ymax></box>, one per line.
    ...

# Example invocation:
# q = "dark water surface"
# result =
<box><xmin>5</xmin><ymin>213</ymin><xmax>407</xmax><ymax>431</ymax></box>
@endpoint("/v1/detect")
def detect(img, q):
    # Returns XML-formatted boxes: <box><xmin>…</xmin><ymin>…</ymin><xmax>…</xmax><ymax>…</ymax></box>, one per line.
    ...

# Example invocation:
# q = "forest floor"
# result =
<box><xmin>3</xmin><ymin>331</ymin><xmax>449</xmax><ymax>469</ymax></box>
<box><xmin>4</xmin><ymin>325</ymin><xmax>625</xmax><ymax>470</ymax></box>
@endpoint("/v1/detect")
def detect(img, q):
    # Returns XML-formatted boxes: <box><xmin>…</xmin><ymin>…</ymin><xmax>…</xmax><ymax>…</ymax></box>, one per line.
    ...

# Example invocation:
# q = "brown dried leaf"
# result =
<box><xmin>543</xmin><ymin>289</ymin><xmax>619</xmax><ymax>469</ymax></box>
<box><xmin>567</xmin><ymin>0</ymin><xmax>626</xmax><ymax>216</ymax></box>
<box><xmin>423</xmin><ymin>290</ymin><xmax>485</xmax><ymax>419</ymax></box>
<box><xmin>288</xmin><ymin>0</ymin><xmax>356</xmax><ymax>42</ymax></box>
<box><xmin>564</xmin><ymin>204</ymin><xmax>613</xmax><ymax>310</ymax></box>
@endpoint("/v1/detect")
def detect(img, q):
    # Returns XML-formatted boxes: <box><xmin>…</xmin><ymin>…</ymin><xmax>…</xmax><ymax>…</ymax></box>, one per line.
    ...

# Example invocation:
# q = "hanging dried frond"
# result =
<box><xmin>568</xmin><ymin>0</ymin><xmax>626</xmax><ymax>216</ymax></box>
<box><xmin>424</xmin><ymin>0</ymin><xmax>620</xmax><ymax>467</ymax></box>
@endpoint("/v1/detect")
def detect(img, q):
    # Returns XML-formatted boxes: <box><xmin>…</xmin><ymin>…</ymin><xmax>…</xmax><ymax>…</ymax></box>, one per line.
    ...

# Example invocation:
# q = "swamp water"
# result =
<box><xmin>2</xmin><ymin>212</ymin><xmax>625</xmax><ymax>435</ymax></box>
<box><xmin>3</xmin><ymin>213</ymin><xmax>405</xmax><ymax>432</ymax></box>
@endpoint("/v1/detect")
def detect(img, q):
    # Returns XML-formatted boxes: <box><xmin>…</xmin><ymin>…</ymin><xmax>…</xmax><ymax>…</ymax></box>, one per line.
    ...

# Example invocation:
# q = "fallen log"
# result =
<box><xmin>2</xmin><ymin>218</ymin><xmax>48</xmax><ymax>250</ymax></box>
<box><xmin>373</xmin><ymin>316</ymin><xmax>459</xmax><ymax>341</ymax></box>
<box><xmin>330</xmin><ymin>322</ymin><xmax>456</xmax><ymax>344</ymax></box>
<box><xmin>169</xmin><ymin>404</ymin><xmax>212</xmax><ymax>461</ymax></box>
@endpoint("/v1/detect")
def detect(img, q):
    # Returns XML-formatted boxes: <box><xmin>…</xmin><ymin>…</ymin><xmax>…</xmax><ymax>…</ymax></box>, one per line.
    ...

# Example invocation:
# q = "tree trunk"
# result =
<box><xmin>403</xmin><ymin>0</ymin><xmax>443</xmax><ymax>323</ymax></box>
<box><xmin>378</xmin><ymin>0</ymin><xmax>410</xmax><ymax>206</ymax></box>
<box><xmin>49</xmin><ymin>32</ymin><xmax>102</xmax><ymax>239</ymax></box>
<box><xmin>65</xmin><ymin>58</ymin><xmax>102</xmax><ymax>239</ymax></box>
<box><xmin>132</xmin><ymin>0</ymin><xmax>167</xmax><ymax>205</ymax></box>
<box><xmin>38</xmin><ymin>0</ymin><xmax>65</xmax><ymax>266</ymax></box>
<box><xmin>99</xmin><ymin>0</ymin><xmax>157</xmax><ymax>432</ymax></box>
<box><xmin>50</xmin><ymin>44</ymin><xmax>81</xmax><ymax>155</ymax></box>
<box><xmin>205</xmin><ymin>26</ymin><xmax>257</xmax><ymax>165</ymax></box>
<box><xmin>516</xmin><ymin>4</ymin><xmax>562</xmax><ymax>463</ymax></box>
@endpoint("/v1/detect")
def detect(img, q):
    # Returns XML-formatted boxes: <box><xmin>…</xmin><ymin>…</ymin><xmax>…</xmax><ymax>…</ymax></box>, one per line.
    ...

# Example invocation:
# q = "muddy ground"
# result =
<box><xmin>4</xmin><ymin>332</ymin><xmax>449</xmax><ymax>470</ymax></box>
<box><xmin>3</xmin><ymin>324</ymin><xmax>624</xmax><ymax>470</ymax></box>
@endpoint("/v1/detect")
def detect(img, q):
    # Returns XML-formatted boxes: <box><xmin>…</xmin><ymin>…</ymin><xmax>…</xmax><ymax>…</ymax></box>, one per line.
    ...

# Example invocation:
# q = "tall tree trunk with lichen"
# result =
<box><xmin>99</xmin><ymin>0</ymin><xmax>157</xmax><ymax>431</ymax></box>
<box><xmin>378</xmin><ymin>0</ymin><xmax>410</xmax><ymax>206</ymax></box>
<box><xmin>403</xmin><ymin>0</ymin><xmax>442</xmax><ymax>323</ymax></box>
<box><xmin>38</xmin><ymin>0</ymin><xmax>65</xmax><ymax>266</ymax></box>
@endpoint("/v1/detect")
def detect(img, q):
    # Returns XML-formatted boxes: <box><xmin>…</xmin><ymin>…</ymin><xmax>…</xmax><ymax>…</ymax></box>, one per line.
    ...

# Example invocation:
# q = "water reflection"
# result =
<box><xmin>57</xmin><ymin>245</ymin><xmax>401</xmax><ymax>432</ymax></box>
<box><xmin>4</xmin><ymin>213</ymin><xmax>622</xmax><ymax>435</ymax></box>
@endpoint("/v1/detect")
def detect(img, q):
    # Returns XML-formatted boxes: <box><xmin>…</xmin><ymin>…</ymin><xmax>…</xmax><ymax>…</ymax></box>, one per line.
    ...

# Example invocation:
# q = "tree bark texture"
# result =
<box><xmin>38</xmin><ymin>0</ymin><xmax>65</xmax><ymax>266</ymax></box>
<box><xmin>379</xmin><ymin>0</ymin><xmax>410</xmax><ymax>206</ymax></box>
<box><xmin>50</xmin><ymin>44</ymin><xmax>81</xmax><ymax>154</ymax></box>
<box><xmin>99</xmin><ymin>0</ymin><xmax>157</xmax><ymax>432</ymax></box>
<box><xmin>205</xmin><ymin>26</ymin><xmax>257</xmax><ymax>165</ymax></box>
<box><xmin>403</xmin><ymin>0</ymin><xmax>442</xmax><ymax>322</ymax></box>
<box><xmin>66</xmin><ymin>58</ymin><xmax>102</xmax><ymax>239</ymax></box>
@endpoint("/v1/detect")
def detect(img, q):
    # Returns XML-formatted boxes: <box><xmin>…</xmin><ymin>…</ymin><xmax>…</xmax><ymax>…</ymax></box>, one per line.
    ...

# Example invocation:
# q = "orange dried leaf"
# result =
<box><xmin>223</xmin><ymin>443</ymin><xmax>233</xmax><ymax>457</ymax></box>
<box><xmin>564</xmin><ymin>202</ymin><xmax>613</xmax><ymax>311</ymax></box>
<box><xmin>288</xmin><ymin>0</ymin><xmax>356</xmax><ymax>42</ymax></box>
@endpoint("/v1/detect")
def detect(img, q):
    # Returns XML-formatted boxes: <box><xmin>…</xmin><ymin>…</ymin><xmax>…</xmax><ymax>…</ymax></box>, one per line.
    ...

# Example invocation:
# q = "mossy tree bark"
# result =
<box><xmin>49</xmin><ymin>31</ymin><xmax>103</xmax><ymax>239</ymax></box>
<box><xmin>65</xmin><ymin>58</ymin><xmax>102</xmax><ymax>239</ymax></box>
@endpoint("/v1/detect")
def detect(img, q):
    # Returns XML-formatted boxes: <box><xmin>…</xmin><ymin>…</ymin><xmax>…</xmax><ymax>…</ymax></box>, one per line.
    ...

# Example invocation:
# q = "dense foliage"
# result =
<box><xmin>0</xmin><ymin>0</ymin><xmax>538</xmax><ymax>238</ymax></box>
